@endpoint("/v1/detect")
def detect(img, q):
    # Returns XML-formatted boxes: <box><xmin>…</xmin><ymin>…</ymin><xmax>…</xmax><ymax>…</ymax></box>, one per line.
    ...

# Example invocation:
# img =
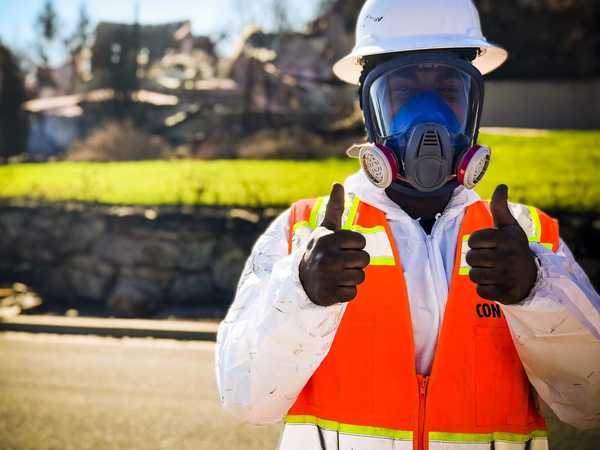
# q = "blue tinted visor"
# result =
<box><xmin>368</xmin><ymin>63</ymin><xmax>479</xmax><ymax>141</ymax></box>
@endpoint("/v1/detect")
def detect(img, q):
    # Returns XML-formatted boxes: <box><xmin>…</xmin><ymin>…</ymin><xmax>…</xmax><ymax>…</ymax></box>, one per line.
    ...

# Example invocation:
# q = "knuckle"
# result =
<box><xmin>475</xmin><ymin>284</ymin><xmax>487</xmax><ymax>298</ymax></box>
<box><xmin>357</xmin><ymin>269</ymin><xmax>366</xmax><ymax>284</ymax></box>
<box><xmin>341</xmin><ymin>287</ymin><xmax>357</xmax><ymax>302</ymax></box>
<box><xmin>466</xmin><ymin>250</ymin><xmax>485</xmax><ymax>266</ymax></box>
<box><xmin>469</xmin><ymin>229</ymin><xmax>490</xmax><ymax>244</ymax></box>
<box><xmin>465</xmin><ymin>250</ymin><xmax>475</xmax><ymax>265</ymax></box>
<box><xmin>342</xmin><ymin>230</ymin><xmax>366</xmax><ymax>249</ymax></box>
<box><xmin>347</xmin><ymin>269</ymin><xmax>364</xmax><ymax>285</ymax></box>
<box><xmin>359</xmin><ymin>250</ymin><xmax>371</xmax><ymax>266</ymax></box>
<box><xmin>470</xmin><ymin>268</ymin><xmax>485</xmax><ymax>283</ymax></box>
<box><xmin>336</xmin><ymin>290</ymin><xmax>349</xmax><ymax>303</ymax></box>
<box><xmin>468</xmin><ymin>269</ymin><xmax>479</xmax><ymax>283</ymax></box>
<box><xmin>354</xmin><ymin>232</ymin><xmax>367</xmax><ymax>248</ymax></box>
<box><xmin>467</xmin><ymin>233</ymin><xmax>480</xmax><ymax>247</ymax></box>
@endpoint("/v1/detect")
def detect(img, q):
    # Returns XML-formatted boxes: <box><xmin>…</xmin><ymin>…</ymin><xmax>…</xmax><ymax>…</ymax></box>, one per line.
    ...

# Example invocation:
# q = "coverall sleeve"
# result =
<box><xmin>501</xmin><ymin>238</ymin><xmax>600</xmax><ymax>430</ymax></box>
<box><xmin>215</xmin><ymin>208</ymin><xmax>347</xmax><ymax>425</ymax></box>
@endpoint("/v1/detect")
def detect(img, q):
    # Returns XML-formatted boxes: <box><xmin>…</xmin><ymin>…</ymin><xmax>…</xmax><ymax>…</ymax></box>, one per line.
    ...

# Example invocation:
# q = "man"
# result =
<box><xmin>216</xmin><ymin>1</ymin><xmax>600</xmax><ymax>449</ymax></box>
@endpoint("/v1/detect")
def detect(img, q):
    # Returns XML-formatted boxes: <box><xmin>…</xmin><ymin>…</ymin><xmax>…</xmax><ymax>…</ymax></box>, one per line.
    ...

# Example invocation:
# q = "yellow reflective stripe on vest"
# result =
<box><xmin>526</xmin><ymin>205</ymin><xmax>542</xmax><ymax>243</ymax></box>
<box><xmin>284</xmin><ymin>415</ymin><xmax>413</xmax><ymax>441</ymax></box>
<box><xmin>350</xmin><ymin>224</ymin><xmax>385</xmax><ymax>234</ymax></box>
<box><xmin>368</xmin><ymin>256</ymin><xmax>396</xmax><ymax>266</ymax></box>
<box><xmin>344</xmin><ymin>197</ymin><xmax>395</xmax><ymax>266</ymax></box>
<box><xmin>309</xmin><ymin>197</ymin><xmax>324</xmax><ymax>229</ymax></box>
<box><xmin>292</xmin><ymin>196</ymin><xmax>396</xmax><ymax>267</ymax></box>
<box><xmin>428</xmin><ymin>430</ymin><xmax>548</xmax><ymax>450</ymax></box>
<box><xmin>510</xmin><ymin>203</ymin><xmax>553</xmax><ymax>249</ymax></box>
<box><xmin>292</xmin><ymin>220</ymin><xmax>311</xmax><ymax>233</ymax></box>
<box><xmin>459</xmin><ymin>234</ymin><xmax>471</xmax><ymax>275</ymax></box>
<box><xmin>429</xmin><ymin>430</ymin><xmax>547</xmax><ymax>444</ymax></box>
<box><xmin>349</xmin><ymin>225</ymin><xmax>395</xmax><ymax>266</ymax></box>
<box><xmin>429</xmin><ymin>442</ymin><xmax>546</xmax><ymax>450</ymax></box>
<box><xmin>279</xmin><ymin>422</ymin><xmax>414</xmax><ymax>450</ymax></box>
<box><xmin>342</xmin><ymin>194</ymin><xmax>360</xmax><ymax>229</ymax></box>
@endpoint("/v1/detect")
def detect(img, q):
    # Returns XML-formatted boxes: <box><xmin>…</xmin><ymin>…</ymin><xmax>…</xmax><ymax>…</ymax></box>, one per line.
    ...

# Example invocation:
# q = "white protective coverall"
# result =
<box><xmin>215</xmin><ymin>169</ymin><xmax>600</xmax><ymax>430</ymax></box>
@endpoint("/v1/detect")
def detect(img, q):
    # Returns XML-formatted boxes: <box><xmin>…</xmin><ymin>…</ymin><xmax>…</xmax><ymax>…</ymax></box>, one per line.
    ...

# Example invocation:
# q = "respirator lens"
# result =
<box><xmin>368</xmin><ymin>63</ymin><xmax>478</xmax><ymax>143</ymax></box>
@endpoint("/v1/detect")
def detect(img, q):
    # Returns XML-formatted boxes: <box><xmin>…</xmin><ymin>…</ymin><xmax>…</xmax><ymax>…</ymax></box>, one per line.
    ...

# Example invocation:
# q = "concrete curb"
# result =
<box><xmin>0</xmin><ymin>315</ymin><xmax>219</xmax><ymax>341</ymax></box>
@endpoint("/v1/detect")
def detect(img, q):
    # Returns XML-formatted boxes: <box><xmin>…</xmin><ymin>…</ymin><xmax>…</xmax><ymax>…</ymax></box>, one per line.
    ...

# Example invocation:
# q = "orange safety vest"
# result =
<box><xmin>280</xmin><ymin>194</ymin><xmax>559</xmax><ymax>450</ymax></box>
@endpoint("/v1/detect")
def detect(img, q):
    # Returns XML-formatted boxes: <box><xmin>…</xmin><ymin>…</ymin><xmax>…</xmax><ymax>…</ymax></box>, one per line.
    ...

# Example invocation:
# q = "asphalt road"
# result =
<box><xmin>0</xmin><ymin>332</ymin><xmax>279</xmax><ymax>450</ymax></box>
<box><xmin>0</xmin><ymin>331</ymin><xmax>598</xmax><ymax>450</ymax></box>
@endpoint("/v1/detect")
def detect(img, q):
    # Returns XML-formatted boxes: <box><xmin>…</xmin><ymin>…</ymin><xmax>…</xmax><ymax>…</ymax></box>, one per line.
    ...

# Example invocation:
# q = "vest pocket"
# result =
<box><xmin>474</xmin><ymin>326</ymin><xmax>529</xmax><ymax>428</ymax></box>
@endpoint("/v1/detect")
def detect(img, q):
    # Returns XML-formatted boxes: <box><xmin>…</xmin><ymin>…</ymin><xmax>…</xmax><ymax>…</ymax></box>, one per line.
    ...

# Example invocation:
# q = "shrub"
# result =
<box><xmin>66</xmin><ymin>121</ymin><xmax>172</xmax><ymax>161</ymax></box>
<box><xmin>236</xmin><ymin>127</ymin><xmax>343</xmax><ymax>159</ymax></box>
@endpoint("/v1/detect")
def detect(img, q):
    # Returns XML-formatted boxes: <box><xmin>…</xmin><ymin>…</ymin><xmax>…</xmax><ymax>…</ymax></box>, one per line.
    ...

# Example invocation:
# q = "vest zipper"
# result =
<box><xmin>417</xmin><ymin>376</ymin><xmax>429</xmax><ymax>450</ymax></box>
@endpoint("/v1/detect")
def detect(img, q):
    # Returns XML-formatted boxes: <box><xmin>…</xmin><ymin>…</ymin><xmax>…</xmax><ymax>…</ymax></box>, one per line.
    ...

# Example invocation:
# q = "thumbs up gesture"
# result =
<box><xmin>466</xmin><ymin>184</ymin><xmax>538</xmax><ymax>305</ymax></box>
<box><xmin>299</xmin><ymin>184</ymin><xmax>371</xmax><ymax>306</ymax></box>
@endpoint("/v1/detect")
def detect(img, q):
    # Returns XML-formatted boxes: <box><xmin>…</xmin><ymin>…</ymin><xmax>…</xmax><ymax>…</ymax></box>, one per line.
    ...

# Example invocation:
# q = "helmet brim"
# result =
<box><xmin>333</xmin><ymin>37</ymin><xmax>508</xmax><ymax>85</ymax></box>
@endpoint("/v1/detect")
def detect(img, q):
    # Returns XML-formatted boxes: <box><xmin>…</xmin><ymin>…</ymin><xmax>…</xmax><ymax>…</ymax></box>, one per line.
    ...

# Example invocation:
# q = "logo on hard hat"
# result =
<box><xmin>365</xmin><ymin>14</ymin><xmax>384</xmax><ymax>23</ymax></box>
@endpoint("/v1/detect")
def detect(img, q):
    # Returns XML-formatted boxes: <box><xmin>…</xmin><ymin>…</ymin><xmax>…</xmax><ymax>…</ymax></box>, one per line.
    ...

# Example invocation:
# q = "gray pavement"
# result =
<box><xmin>0</xmin><ymin>331</ymin><xmax>598</xmax><ymax>450</ymax></box>
<box><xmin>0</xmin><ymin>332</ymin><xmax>279</xmax><ymax>450</ymax></box>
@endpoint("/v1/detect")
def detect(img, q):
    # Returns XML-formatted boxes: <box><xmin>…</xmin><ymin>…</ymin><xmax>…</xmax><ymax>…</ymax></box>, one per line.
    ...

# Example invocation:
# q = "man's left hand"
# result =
<box><xmin>466</xmin><ymin>184</ymin><xmax>538</xmax><ymax>305</ymax></box>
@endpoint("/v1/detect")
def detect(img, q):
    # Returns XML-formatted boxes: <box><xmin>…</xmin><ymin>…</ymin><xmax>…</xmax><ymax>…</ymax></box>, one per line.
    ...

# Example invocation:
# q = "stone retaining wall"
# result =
<box><xmin>0</xmin><ymin>204</ymin><xmax>279</xmax><ymax>317</ymax></box>
<box><xmin>0</xmin><ymin>204</ymin><xmax>597</xmax><ymax>318</ymax></box>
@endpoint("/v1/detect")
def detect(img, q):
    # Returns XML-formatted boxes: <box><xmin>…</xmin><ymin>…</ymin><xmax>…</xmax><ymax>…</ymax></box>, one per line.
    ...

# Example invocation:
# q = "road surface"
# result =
<box><xmin>0</xmin><ymin>332</ymin><xmax>279</xmax><ymax>450</ymax></box>
<box><xmin>0</xmin><ymin>331</ymin><xmax>598</xmax><ymax>450</ymax></box>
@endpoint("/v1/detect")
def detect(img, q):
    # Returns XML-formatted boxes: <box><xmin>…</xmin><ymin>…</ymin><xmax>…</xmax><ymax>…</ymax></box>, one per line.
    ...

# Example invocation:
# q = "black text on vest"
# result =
<box><xmin>476</xmin><ymin>303</ymin><xmax>502</xmax><ymax>318</ymax></box>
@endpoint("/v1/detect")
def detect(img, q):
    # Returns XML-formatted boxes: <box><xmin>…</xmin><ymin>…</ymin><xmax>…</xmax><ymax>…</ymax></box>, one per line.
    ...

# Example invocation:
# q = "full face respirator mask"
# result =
<box><xmin>348</xmin><ymin>52</ymin><xmax>491</xmax><ymax>195</ymax></box>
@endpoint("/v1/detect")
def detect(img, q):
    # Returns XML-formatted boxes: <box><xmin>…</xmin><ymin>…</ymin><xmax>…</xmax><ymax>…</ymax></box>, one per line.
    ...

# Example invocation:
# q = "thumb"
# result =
<box><xmin>490</xmin><ymin>184</ymin><xmax>518</xmax><ymax>228</ymax></box>
<box><xmin>321</xmin><ymin>183</ymin><xmax>345</xmax><ymax>231</ymax></box>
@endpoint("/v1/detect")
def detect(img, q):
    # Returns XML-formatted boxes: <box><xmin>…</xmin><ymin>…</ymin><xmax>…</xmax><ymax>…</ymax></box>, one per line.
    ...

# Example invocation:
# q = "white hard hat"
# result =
<box><xmin>333</xmin><ymin>0</ymin><xmax>508</xmax><ymax>85</ymax></box>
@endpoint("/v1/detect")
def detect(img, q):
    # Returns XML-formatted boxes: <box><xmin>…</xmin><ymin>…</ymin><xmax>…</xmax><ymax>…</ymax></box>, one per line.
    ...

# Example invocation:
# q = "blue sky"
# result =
<box><xmin>0</xmin><ymin>0</ymin><xmax>321</xmax><ymax>63</ymax></box>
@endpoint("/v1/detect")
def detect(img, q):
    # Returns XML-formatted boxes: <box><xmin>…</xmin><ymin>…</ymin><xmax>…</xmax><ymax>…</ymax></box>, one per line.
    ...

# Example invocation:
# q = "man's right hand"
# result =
<box><xmin>299</xmin><ymin>183</ymin><xmax>370</xmax><ymax>306</ymax></box>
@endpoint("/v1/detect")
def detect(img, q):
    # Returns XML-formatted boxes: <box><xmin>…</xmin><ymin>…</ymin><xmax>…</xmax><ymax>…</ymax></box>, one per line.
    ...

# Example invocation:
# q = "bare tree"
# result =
<box><xmin>0</xmin><ymin>43</ymin><xmax>29</xmax><ymax>162</ymax></box>
<box><xmin>63</xmin><ymin>3</ymin><xmax>92</xmax><ymax>92</ymax></box>
<box><xmin>35</xmin><ymin>0</ymin><xmax>59</xmax><ymax>67</ymax></box>
<box><xmin>65</xmin><ymin>3</ymin><xmax>91</xmax><ymax>55</ymax></box>
<box><xmin>271</xmin><ymin>0</ymin><xmax>292</xmax><ymax>32</ymax></box>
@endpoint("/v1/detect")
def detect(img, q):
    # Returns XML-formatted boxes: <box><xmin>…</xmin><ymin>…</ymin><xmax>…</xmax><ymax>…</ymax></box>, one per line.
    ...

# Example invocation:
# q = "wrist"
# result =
<box><xmin>527</xmin><ymin>252</ymin><xmax>543</xmax><ymax>294</ymax></box>
<box><xmin>514</xmin><ymin>251</ymin><xmax>544</xmax><ymax>306</ymax></box>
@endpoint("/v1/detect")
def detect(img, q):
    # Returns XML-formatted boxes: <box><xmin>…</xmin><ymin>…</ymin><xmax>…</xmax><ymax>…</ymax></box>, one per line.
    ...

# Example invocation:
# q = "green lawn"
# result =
<box><xmin>0</xmin><ymin>130</ymin><xmax>598</xmax><ymax>211</ymax></box>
